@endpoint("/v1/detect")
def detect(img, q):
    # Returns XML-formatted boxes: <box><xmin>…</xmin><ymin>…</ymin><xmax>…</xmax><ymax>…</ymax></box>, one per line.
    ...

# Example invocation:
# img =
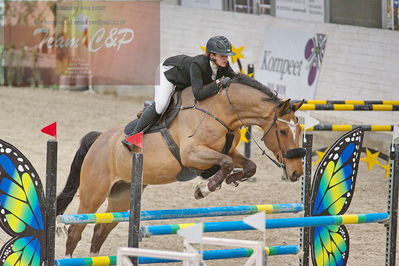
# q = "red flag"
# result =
<box><xmin>126</xmin><ymin>132</ymin><xmax>144</xmax><ymax>149</ymax></box>
<box><xmin>41</xmin><ymin>122</ymin><xmax>57</xmax><ymax>138</ymax></box>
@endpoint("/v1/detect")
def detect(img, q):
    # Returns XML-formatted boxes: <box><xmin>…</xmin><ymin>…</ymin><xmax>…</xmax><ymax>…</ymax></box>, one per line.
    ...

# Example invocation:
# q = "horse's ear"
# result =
<box><xmin>278</xmin><ymin>99</ymin><xmax>291</xmax><ymax>115</ymax></box>
<box><xmin>292</xmin><ymin>99</ymin><xmax>304</xmax><ymax>112</ymax></box>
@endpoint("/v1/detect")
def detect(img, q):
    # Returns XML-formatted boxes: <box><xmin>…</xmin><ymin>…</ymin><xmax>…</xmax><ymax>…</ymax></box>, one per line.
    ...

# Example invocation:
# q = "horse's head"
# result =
<box><xmin>261</xmin><ymin>99</ymin><xmax>305</xmax><ymax>182</ymax></box>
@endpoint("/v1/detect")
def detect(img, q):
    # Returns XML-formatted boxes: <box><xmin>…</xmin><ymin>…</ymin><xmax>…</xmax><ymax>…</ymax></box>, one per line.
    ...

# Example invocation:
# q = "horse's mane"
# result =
<box><xmin>231</xmin><ymin>73</ymin><xmax>280</xmax><ymax>103</ymax></box>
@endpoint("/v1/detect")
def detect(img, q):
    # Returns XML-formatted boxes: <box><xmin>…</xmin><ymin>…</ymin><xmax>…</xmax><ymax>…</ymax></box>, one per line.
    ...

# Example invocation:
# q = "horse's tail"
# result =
<box><xmin>56</xmin><ymin>131</ymin><xmax>102</xmax><ymax>215</ymax></box>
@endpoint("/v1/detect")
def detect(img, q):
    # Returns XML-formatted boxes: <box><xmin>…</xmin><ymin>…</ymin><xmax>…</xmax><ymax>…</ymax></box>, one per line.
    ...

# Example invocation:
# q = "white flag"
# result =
<box><xmin>393</xmin><ymin>126</ymin><xmax>399</xmax><ymax>143</ymax></box>
<box><xmin>243</xmin><ymin>212</ymin><xmax>266</xmax><ymax>232</ymax></box>
<box><xmin>304</xmin><ymin>114</ymin><xmax>320</xmax><ymax>130</ymax></box>
<box><xmin>177</xmin><ymin>223</ymin><xmax>203</xmax><ymax>243</ymax></box>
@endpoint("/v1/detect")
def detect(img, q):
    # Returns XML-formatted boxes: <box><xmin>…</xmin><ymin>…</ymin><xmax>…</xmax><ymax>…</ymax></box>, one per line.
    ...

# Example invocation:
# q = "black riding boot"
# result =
<box><xmin>122</xmin><ymin>103</ymin><xmax>161</xmax><ymax>149</ymax></box>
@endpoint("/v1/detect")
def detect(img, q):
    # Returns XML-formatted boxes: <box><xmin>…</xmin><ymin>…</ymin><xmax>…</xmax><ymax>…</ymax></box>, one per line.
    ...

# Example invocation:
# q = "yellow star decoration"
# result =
<box><xmin>231</xmin><ymin>45</ymin><xmax>245</xmax><ymax>64</ymax></box>
<box><xmin>312</xmin><ymin>150</ymin><xmax>327</xmax><ymax>165</ymax></box>
<box><xmin>380</xmin><ymin>162</ymin><xmax>391</xmax><ymax>177</ymax></box>
<box><xmin>237</xmin><ymin>127</ymin><xmax>250</xmax><ymax>147</ymax></box>
<box><xmin>200</xmin><ymin>45</ymin><xmax>245</xmax><ymax>64</ymax></box>
<box><xmin>312</xmin><ymin>147</ymin><xmax>390</xmax><ymax>177</ymax></box>
<box><xmin>360</xmin><ymin>148</ymin><xmax>381</xmax><ymax>171</ymax></box>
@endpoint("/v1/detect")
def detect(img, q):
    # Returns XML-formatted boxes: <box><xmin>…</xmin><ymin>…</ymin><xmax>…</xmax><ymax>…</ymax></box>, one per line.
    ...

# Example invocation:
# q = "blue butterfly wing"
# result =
<box><xmin>311</xmin><ymin>128</ymin><xmax>364</xmax><ymax>216</ymax></box>
<box><xmin>0</xmin><ymin>140</ymin><xmax>45</xmax><ymax>266</ymax></box>
<box><xmin>310</xmin><ymin>128</ymin><xmax>364</xmax><ymax>266</ymax></box>
<box><xmin>311</xmin><ymin>225</ymin><xmax>349</xmax><ymax>266</ymax></box>
<box><xmin>0</xmin><ymin>236</ymin><xmax>42</xmax><ymax>266</ymax></box>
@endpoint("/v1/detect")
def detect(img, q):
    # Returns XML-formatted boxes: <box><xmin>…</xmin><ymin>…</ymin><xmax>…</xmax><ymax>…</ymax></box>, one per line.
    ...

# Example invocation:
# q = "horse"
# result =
<box><xmin>56</xmin><ymin>74</ymin><xmax>305</xmax><ymax>256</ymax></box>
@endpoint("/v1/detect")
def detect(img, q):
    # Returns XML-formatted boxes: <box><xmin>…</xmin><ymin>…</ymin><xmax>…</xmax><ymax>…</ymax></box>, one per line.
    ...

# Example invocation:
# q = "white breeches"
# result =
<box><xmin>154</xmin><ymin>64</ymin><xmax>175</xmax><ymax>114</ymax></box>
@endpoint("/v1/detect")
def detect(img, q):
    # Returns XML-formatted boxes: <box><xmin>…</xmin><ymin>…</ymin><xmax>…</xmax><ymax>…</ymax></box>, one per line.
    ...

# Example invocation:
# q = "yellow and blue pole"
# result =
<box><xmin>54</xmin><ymin>245</ymin><xmax>299</xmax><ymax>265</ymax></box>
<box><xmin>57</xmin><ymin>203</ymin><xmax>304</xmax><ymax>224</ymax></box>
<box><xmin>142</xmin><ymin>213</ymin><xmax>389</xmax><ymax>237</ymax></box>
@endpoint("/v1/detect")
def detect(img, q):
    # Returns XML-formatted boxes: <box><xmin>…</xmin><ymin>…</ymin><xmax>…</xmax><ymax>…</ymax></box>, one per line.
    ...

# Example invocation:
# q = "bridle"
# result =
<box><xmin>225</xmin><ymin>87</ymin><xmax>306</xmax><ymax>172</ymax></box>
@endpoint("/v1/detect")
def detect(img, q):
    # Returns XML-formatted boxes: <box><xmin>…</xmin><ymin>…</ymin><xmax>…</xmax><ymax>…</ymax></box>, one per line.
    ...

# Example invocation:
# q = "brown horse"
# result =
<box><xmin>56</xmin><ymin>74</ymin><xmax>305</xmax><ymax>256</ymax></box>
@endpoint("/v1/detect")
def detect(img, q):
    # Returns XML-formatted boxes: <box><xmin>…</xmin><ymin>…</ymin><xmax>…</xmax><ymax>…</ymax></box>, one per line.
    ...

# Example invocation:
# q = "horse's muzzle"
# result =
<box><xmin>284</xmin><ymin>148</ymin><xmax>306</xmax><ymax>159</ymax></box>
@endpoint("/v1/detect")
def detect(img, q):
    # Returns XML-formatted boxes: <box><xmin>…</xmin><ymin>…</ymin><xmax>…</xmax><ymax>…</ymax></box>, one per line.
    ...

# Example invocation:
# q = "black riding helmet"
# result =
<box><xmin>206</xmin><ymin>36</ymin><xmax>236</xmax><ymax>56</ymax></box>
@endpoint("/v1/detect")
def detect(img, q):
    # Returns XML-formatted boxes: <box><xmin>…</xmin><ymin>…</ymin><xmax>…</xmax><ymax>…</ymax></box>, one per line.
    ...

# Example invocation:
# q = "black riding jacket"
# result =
<box><xmin>163</xmin><ymin>54</ymin><xmax>237</xmax><ymax>101</ymax></box>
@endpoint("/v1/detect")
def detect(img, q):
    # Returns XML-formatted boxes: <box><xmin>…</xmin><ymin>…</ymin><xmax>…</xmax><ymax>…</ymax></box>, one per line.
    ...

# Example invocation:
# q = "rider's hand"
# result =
<box><xmin>217</xmin><ymin>77</ymin><xmax>231</xmax><ymax>89</ymax></box>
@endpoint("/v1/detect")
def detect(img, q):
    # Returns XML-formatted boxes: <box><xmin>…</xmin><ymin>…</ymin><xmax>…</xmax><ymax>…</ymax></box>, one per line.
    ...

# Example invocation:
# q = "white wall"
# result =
<box><xmin>159</xmin><ymin>3</ymin><xmax>399</xmax><ymax>125</ymax></box>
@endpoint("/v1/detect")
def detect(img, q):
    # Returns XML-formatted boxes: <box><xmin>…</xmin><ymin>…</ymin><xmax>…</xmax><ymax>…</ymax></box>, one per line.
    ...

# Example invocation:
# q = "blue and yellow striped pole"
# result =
<box><xmin>54</xmin><ymin>245</ymin><xmax>299</xmax><ymax>265</ymax></box>
<box><xmin>142</xmin><ymin>213</ymin><xmax>389</xmax><ymax>237</ymax></box>
<box><xmin>57</xmin><ymin>203</ymin><xmax>304</xmax><ymax>224</ymax></box>
<box><xmin>299</xmin><ymin>104</ymin><xmax>399</xmax><ymax>111</ymax></box>
<box><xmin>55</xmin><ymin>256</ymin><xmax>116</xmax><ymax>266</ymax></box>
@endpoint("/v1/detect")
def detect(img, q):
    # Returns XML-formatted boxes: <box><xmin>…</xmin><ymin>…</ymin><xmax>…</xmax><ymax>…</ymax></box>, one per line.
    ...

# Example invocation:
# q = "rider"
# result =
<box><xmin>122</xmin><ymin>36</ymin><xmax>237</xmax><ymax>149</ymax></box>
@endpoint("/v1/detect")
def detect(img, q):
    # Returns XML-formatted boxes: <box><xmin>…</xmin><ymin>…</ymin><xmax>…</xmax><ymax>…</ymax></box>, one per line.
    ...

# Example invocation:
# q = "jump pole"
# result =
<box><xmin>296</xmin><ymin>100</ymin><xmax>399</xmax><ymax>105</ymax></box>
<box><xmin>141</xmin><ymin>212</ymin><xmax>389</xmax><ymax>237</ymax></box>
<box><xmin>56</xmin><ymin>203</ymin><xmax>304</xmax><ymax>224</ymax></box>
<box><xmin>385</xmin><ymin>142</ymin><xmax>399</xmax><ymax>265</ymax></box>
<box><xmin>302</xmin><ymin>124</ymin><xmax>395</xmax><ymax>131</ymax></box>
<box><xmin>54</xmin><ymin>244</ymin><xmax>299</xmax><ymax>265</ymax></box>
<box><xmin>299</xmin><ymin>133</ymin><xmax>312</xmax><ymax>266</ymax></box>
<box><xmin>45</xmin><ymin>139</ymin><xmax>57</xmax><ymax>266</ymax></box>
<box><xmin>128</xmin><ymin>152</ymin><xmax>144</xmax><ymax>266</ymax></box>
<box><xmin>299</xmin><ymin>104</ymin><xmax>399</xmax><ymax>111</ymax></box>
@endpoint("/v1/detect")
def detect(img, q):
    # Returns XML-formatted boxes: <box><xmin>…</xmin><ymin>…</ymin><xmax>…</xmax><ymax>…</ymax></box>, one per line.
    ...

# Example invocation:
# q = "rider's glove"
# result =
<box><xmin>217</xmin><ymin>77</ymin><xmax>231</xmax><ymax>89</ymax></box>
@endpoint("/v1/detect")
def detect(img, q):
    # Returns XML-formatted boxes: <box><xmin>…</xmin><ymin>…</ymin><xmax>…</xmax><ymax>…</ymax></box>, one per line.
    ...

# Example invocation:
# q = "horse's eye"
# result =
<box><xmin>279</xmin><ymin>130</ymin><xmax>287</xmax><ymax>136</ymax></box>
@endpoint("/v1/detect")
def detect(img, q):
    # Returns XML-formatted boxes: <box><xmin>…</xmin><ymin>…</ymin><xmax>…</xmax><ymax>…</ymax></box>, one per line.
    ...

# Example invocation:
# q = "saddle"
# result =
<box><xmin>124</xmin><ymin>92</ymin><xmax>182</xmax><ymax>135</ymax></box>
<box><xmin>124</xmin><ymin>91</ymin><xmax>234</xmax><ymax>182</ymax></box>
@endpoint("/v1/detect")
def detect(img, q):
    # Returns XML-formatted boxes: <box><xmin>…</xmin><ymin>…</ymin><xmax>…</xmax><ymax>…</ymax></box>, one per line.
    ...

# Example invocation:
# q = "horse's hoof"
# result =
<box><xmin>194</xmin><ymin>182</ymin><xmax>210</xmax><ymax>199</ymax></box>
<box><xmin>281</xmin><ymin>174</ymin><xmax>289</xmax><ymax>182</ymax></box>
<box><xmin>228</xmin><ymin>181</ymin><xmax>239</xmax><ymax>187</ymax></box>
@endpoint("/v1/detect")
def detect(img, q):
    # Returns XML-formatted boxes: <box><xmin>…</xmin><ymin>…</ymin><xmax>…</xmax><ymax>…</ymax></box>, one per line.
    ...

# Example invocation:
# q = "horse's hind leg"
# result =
<box><xmin>89</xmin><ymin>182</ymin><xmax>147</xmax><ymax>254</ymax></box>
<box><xmin>65</xmin><ymin>177</ymin><xmax>110</xmax><ymax>256</ymax></box>
<box><xmin>65</xmin><ymin>204</ymin><xmax>105</xmax><ymax>256</ymax></box>
<box><xmin>65</xmin><ymin>224</ymin><xmax>88</xmax><ymax>257</ymax></box>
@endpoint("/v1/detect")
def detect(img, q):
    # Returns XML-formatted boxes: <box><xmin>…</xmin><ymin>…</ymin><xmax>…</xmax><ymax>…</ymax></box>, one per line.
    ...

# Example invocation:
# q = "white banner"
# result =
<box><xmin>256</xmin><ymin>28</ymin><xmax>327</xmax><ymax>100</ymax></box>
<box><xmin>276</xmin><ymin>0</ymin><xmax>325</xmax><ymax>22</ymax></box>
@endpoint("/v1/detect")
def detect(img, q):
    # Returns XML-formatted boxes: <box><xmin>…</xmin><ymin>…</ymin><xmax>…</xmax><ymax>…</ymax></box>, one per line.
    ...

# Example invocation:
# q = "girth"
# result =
<box><xmin>160</xmin><ymin>127</ymin><xmax>235</xmax><ymax>181</ymax></box>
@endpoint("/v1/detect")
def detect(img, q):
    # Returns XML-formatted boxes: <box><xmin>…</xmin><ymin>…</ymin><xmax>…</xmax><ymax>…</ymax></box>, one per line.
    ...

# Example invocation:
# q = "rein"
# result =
<box><xmin>181</xmin><ymin>105</ymin><xmax>233</xmax><ymax>133</ymax></box>
<box><xmin>225</xmin><ymin>87</ymin><xmax>283</xmax><ymax>169</ymax></box>
<box><xmin>225</xmin><ymin>86</ymin><xmax>305</xmax><ymax>170</ymax></box>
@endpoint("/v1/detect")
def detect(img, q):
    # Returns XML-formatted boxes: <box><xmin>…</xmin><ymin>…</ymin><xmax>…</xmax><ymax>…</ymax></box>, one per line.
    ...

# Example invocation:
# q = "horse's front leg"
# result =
<box><xmin>181</xmin><ymin>145</ymin><xmax>233</xmax><ymax>199</ymax></box>
<box><xmin>225</xmin><ymin>149</ymin><xmax>257</xmax><ymax>186</ymax></box>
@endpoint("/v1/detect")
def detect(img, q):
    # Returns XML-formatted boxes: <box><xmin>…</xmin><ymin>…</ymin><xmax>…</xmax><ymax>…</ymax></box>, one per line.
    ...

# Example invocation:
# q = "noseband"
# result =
<box><xmin>261</xmin><ymin>113</ymin><xmax>306</xmax><ymax>165</ymax></box>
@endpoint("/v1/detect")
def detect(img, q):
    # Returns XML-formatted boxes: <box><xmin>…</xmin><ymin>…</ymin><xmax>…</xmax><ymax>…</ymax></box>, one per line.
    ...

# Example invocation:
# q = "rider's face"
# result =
<box><xmin>211</xmin><ymin>54</ymin><xmax>228</xmax><ymax>67</ymax></box>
